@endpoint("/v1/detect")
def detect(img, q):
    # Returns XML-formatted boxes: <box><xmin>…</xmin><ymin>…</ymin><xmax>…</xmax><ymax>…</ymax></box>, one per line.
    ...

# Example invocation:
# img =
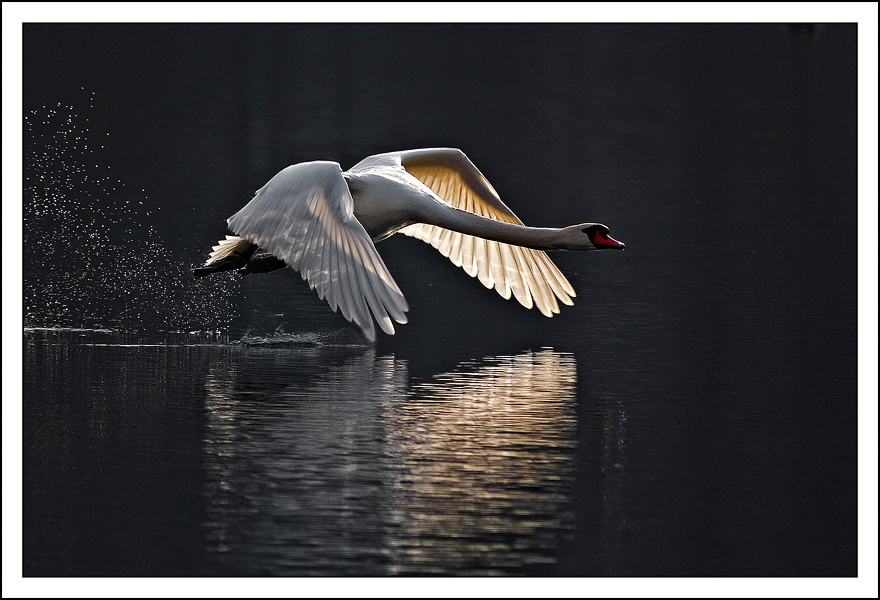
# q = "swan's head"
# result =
<box><xmin>562</xmin><ymin>223</ymin><xmax>625</xmax><ymax>251</ymax></box>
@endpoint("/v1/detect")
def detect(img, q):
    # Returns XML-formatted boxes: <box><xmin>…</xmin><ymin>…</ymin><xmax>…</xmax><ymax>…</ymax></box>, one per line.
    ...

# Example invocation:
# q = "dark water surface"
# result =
<box><xmin>21</xmin><ymin>24</ymin><xmax>857</xmax><ymax>577</ymax></box>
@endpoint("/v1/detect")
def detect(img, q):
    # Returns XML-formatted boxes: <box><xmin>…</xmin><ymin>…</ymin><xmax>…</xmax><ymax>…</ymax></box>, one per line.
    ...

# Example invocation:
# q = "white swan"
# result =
<box><xmin>194</xmin><ymin>148</ymin><xmax>624</xmax><ymax>341</ymax></box>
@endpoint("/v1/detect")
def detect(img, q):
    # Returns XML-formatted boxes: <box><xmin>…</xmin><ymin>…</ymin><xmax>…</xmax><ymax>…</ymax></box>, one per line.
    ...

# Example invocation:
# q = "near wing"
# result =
<box><xmin>394</xmin><ymin>148</ymin><xmax>576</xmax><ymax>317</ymax></box>
<box><xmin>227</xmin><ymin>161</ymin><xmax>408</xmax><ymax>342</ymax></box>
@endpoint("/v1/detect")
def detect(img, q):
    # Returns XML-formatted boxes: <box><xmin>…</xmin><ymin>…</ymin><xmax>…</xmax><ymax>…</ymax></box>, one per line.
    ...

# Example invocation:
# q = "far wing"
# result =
<box><xmin>393</xmin><ymin>148</ymin><xmax>576</xmax><ymax>317</ymax></box>
<box><xmin>227</xmin><ymin>161</ymin><xmax>408</xmax><ymax>342</ymax></box>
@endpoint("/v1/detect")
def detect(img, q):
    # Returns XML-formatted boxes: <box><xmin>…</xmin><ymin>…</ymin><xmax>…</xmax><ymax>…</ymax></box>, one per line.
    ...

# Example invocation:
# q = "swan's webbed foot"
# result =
<box><xmin>237</xmin><ymin>252</ymin><xmax>288</xmax><ymax>276</ymax></box>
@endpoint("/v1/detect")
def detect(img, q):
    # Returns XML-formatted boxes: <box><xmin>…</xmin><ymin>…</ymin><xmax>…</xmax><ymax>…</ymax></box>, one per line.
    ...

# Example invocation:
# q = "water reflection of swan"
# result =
<box><xmin>202</xmin><ymin>347</ymin><xmax>407</xmax><ymax>574</ymax></box>
<box><xmin>384</xmin><ymin>349</ymin><xmax>578</xmax><ymax>575</ymax></box>
<box><xmin>200</xmin><ymin>347</ymin><xmax>578</xmax><ymax>575</ymax></box>
<box><xmin>195</xmin><ymin>148</ymin><xmax>625</xmax><ymax>340</ymax></box>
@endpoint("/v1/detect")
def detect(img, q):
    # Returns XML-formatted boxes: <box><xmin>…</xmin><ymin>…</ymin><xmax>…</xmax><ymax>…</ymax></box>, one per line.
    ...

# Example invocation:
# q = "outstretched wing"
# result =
<box><xmin>227</xmin><ymin>161</ymin><xmax>408</xmax><ymax>342</ymax></box>
<box><xmin>393</xmin><ymin>148</ymin><xmax>576</xmax><ymax>317</ymax></box>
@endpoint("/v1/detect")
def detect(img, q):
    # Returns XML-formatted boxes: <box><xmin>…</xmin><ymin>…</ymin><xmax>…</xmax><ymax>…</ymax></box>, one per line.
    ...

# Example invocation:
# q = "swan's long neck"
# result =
<box><xmin>416</xmin><ymin>200</ymin><xmax>569</xmax><ymax>251</ymax></box>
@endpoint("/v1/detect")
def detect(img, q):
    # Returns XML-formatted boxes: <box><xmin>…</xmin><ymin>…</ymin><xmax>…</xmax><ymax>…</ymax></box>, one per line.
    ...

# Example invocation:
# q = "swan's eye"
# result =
<box><xmin>582</xmin><ymin>225</ymin><xmax>608</xmax><ymax>237</ymax></box>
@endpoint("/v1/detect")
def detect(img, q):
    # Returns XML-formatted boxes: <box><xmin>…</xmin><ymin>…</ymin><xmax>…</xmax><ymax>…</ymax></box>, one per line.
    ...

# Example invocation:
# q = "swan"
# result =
<box><xmin>194</xmin><ymin>148</ymin><xmax>624</xmax><ymax>341</ymax></box>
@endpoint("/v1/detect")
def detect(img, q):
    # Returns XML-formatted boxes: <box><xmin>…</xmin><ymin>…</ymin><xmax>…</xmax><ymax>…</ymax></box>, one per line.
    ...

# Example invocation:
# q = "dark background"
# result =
<box><xmin>22</xmin><ymin>23</ymin><xmax>858</xmax><ymax>577</ymax></box>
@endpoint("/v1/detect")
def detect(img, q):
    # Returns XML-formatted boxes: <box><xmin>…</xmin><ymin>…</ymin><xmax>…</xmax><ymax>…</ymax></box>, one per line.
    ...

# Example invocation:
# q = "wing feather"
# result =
<box><xmin>227</xmin><ymin>161</ymin><xmax>408</xmax><ymax>341</ymax></box>
<box><xmin>394</xmin><ymin>149</ymin><xmax>576</xmax><ymax>314</ymax></box>
<box><xmin>500</xmin><ymin>242</ymin><xmax>526</xmax><ymax>305</ymax></box>
<box><xmin>487</xmin><ymin>240</ymin><xmax>510</xmax><ymax>299</ymax></box>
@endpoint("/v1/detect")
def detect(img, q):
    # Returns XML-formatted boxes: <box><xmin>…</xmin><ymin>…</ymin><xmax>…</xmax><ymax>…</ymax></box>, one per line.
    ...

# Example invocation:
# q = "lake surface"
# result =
<box><xmin>20</xmin><ymin>23</ymin><xmax>858</xmax><ymax>577</ymax></box>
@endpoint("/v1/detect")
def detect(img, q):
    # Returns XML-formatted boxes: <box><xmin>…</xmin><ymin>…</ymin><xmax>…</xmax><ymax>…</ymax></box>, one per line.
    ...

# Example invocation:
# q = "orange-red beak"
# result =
<box><xmin>593</xmin><ymin>230</ymin><xmax>625</xmax><ymax>250</ymax></box>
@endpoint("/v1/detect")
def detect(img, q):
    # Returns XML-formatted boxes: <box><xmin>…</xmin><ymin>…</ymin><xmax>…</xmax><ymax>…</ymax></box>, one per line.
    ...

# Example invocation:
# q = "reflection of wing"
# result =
<box><xmin>227</xmin><ymin>161</ymin><xmax>408</xmax><ymax>341</ymax></box>
<box><xmin>392</xmin><ymin>149</ymin><xmax>576</xmax><ymax>318</ymax></box>
<box><xmin>202</xmin><ymin>349</ymin><xmax>409</xmax><ymax>573</ymax></box>
<box><xmin>384</xmin><ymin>349</ymin><xmax>578</xmax><ymax>573</ymax></box>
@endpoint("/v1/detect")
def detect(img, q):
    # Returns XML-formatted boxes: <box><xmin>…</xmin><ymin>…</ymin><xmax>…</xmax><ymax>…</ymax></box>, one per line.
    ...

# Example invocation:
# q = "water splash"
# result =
<box><xmin>235</xmin><ymin>327</ymin><xmax>368</xmax><ymax>348</ymax></box>
<box><xmin>23</xmin><ymin>96</ymin><xmax>237</xmax><ymax>332</ymax></box>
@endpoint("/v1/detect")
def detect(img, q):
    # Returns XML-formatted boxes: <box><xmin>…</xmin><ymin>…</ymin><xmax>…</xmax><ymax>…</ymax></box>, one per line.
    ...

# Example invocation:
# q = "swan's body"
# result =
<box><xmin>195</xmin><ymin>148</ymin><xmax>624</xmax><ymax>341</ymax></box>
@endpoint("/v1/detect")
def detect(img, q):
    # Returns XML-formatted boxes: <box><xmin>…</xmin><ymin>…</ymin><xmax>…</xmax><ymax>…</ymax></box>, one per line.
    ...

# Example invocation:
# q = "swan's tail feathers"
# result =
<box><xmin>193</xmin><ymin>236</ymin><xmax>258</xmax><ymax>278</ymax></box>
